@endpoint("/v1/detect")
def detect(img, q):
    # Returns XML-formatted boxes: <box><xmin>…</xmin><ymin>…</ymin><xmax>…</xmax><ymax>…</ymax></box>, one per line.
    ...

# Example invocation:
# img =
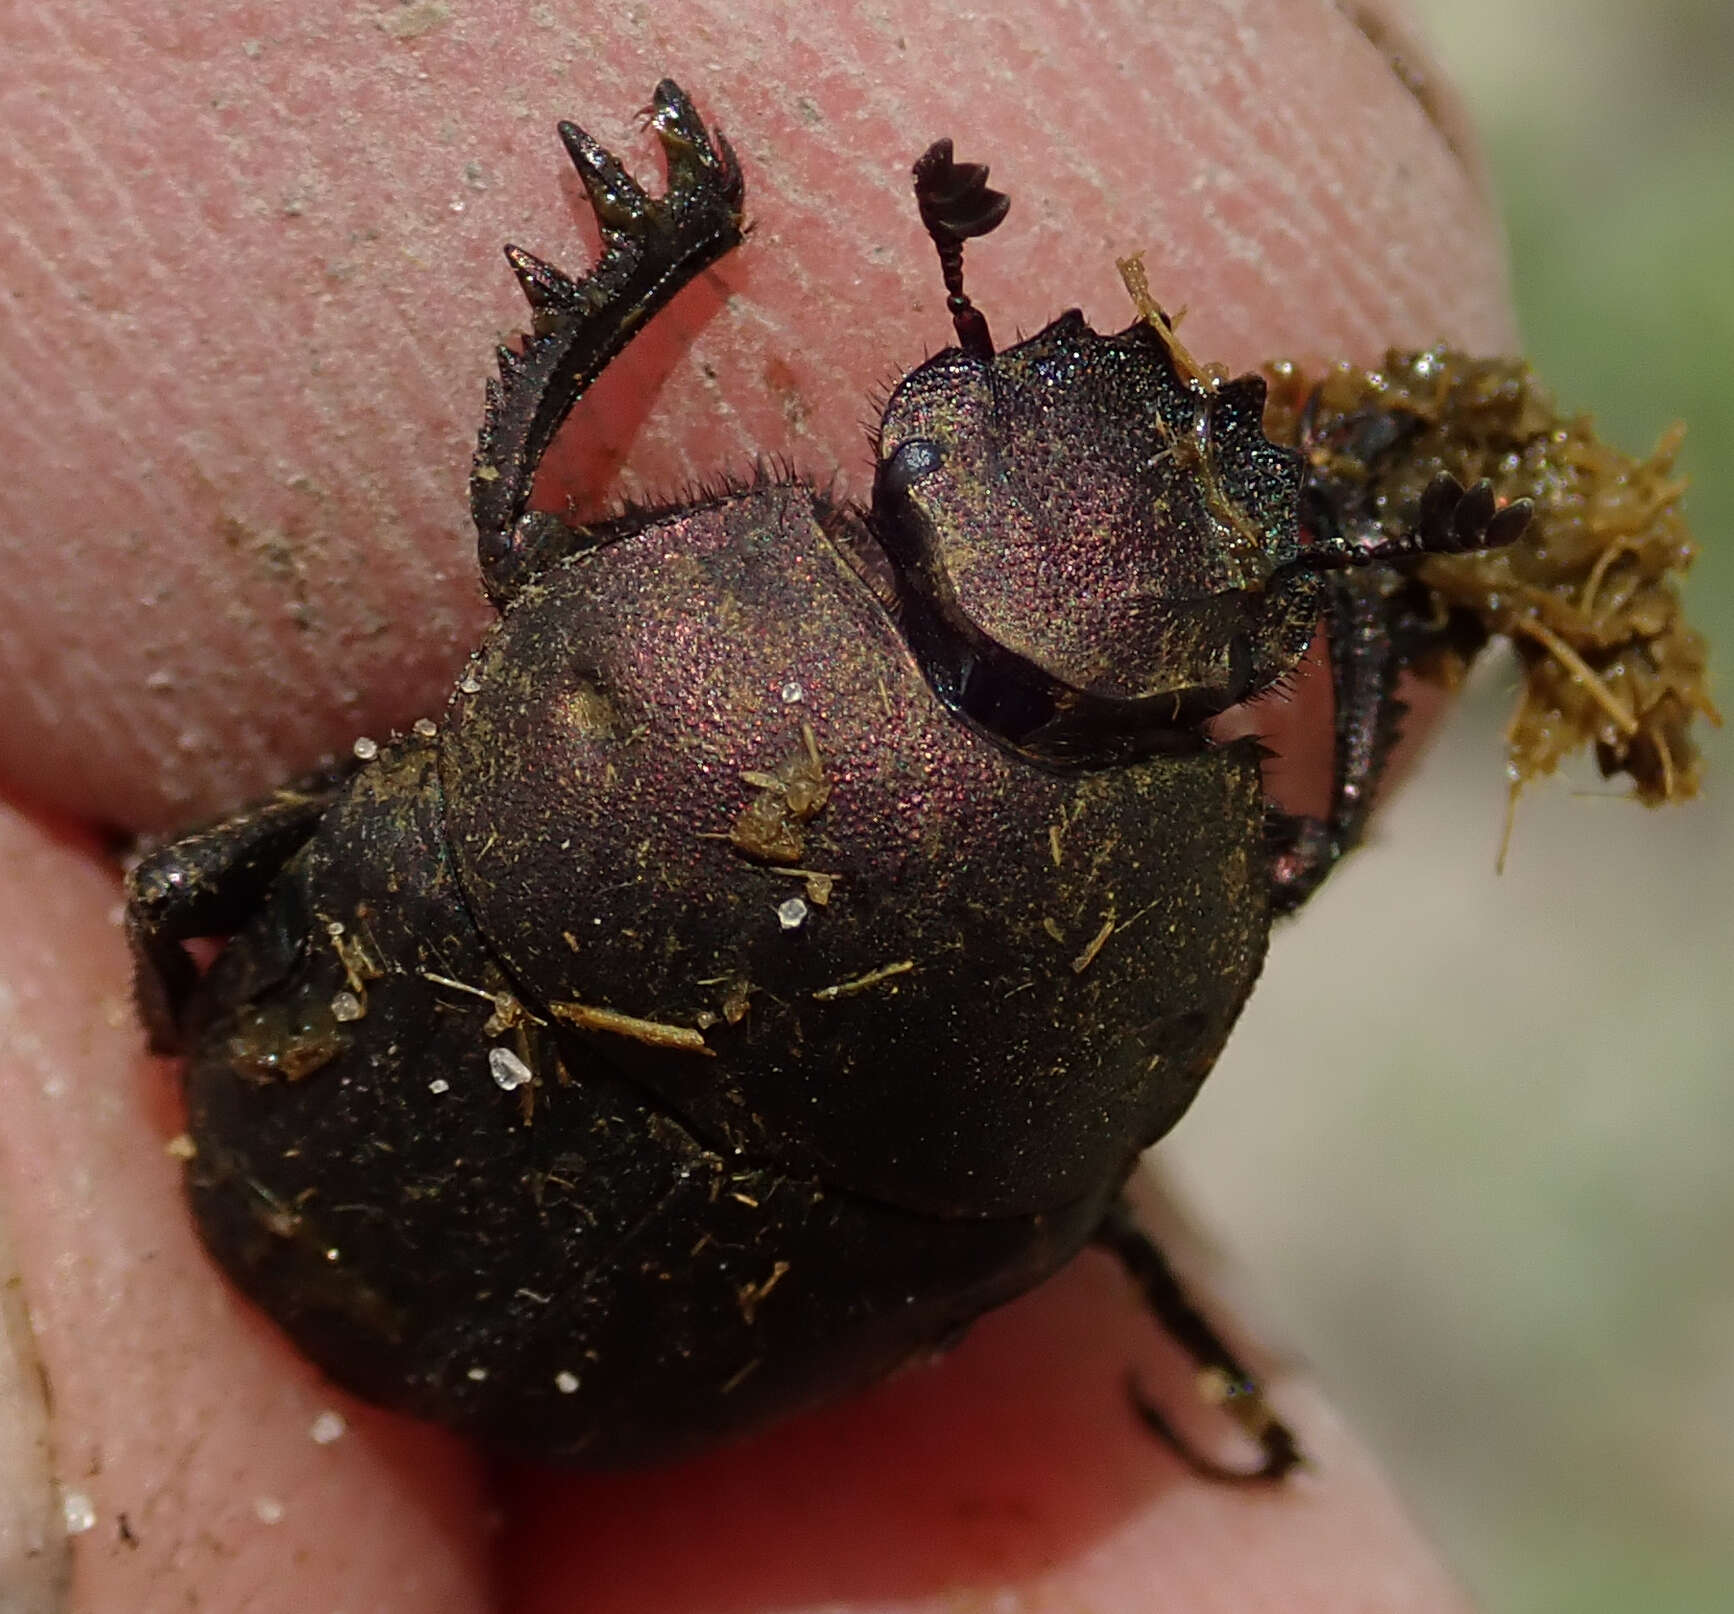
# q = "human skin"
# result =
<box><xmin>0</xmin><ymin>2</ymin><xmax>1510</xmax><ymax>1610</ymax></box>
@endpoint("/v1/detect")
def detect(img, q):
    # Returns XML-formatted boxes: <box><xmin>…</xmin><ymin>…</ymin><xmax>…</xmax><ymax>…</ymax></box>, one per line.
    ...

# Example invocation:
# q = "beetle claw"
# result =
<box><xmin>649</xmin><ymin>77</ymin><xmax>741</xmax><ymax>192</ymax></box>
<box><xmin>1093</xmin><ymin>1198</ymin><xmax>1305</xmax><ymax>1483</ymax></box>
<box><xmin>1126</xmin><ymin>1370</ymin><xmax>1304</xmax><ymax>1484</ymax></box>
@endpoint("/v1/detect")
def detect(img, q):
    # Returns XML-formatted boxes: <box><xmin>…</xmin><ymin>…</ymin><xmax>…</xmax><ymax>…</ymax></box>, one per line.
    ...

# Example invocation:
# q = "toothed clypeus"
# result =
<box><xmin>128</xmin><ymin>82</ymin><xmax>1531</xmax><ymax>1474</ymax></box>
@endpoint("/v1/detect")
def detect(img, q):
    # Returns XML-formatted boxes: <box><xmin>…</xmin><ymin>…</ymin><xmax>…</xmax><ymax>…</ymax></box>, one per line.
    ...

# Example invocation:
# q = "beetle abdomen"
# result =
<box><xmin>177</xmin><ymin>730</ymin><xmax>1109</xmax><ymax>1462</ymax></box>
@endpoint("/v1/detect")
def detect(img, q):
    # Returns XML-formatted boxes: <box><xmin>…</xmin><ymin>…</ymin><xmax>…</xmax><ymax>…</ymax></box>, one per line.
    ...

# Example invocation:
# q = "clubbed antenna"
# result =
<box><xmin>911</xmin><ymin>139</ymin><xmax>1009</xmax><ymax>361</ymax></box>
<box><xmin>1284</xmin><ymin>470</ymin><xmax>1533</xmax><ymax>576</ymax></box>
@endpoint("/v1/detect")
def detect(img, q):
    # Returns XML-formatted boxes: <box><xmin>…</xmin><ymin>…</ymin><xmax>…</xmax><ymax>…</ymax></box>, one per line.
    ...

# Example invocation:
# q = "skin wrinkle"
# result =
<box><xmin>1283</xmin><ymin>6</ymin><xmax>1498</xmax><ymax>339</ymax></box>
<box><xmin>20</xmin><ymin>74</ymin><xmax>145</xmax><ymax>288</ymax></box>
<box><xmin>1207</xmin><ymin>34</ymin><xmax>1468</xmax><ymax>352</ymax></box>
<box><xmin>1236</xmin><ymin>98</ymin><xmax>1377</xmax><ymax>328</ymax></box>
<box><xmin>1334</xmin><ymin>0</ymin><xmax>1485</xmax><ymax>175</ymax></box>
<box><xmin>5</xmin><ymin>46</ymin><xmax>254</xmax><ymax>793</ymax></box>
<box><xmin>200</xmin><ymin>53</ymin><xmax>461</xmax><ymax>720</ymax></box>
<box><xmin>33</xmin><ymin>10</ymin><xmax>463</xmax><ymax>797</ymax></box>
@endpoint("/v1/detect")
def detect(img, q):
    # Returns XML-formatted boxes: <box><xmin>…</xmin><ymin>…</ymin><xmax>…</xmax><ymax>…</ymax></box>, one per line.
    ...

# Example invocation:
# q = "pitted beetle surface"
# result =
<box><xmin>129</xmin><ymin>82</ymin><xmax>1543</xmax><ymax>1477</ymax></box>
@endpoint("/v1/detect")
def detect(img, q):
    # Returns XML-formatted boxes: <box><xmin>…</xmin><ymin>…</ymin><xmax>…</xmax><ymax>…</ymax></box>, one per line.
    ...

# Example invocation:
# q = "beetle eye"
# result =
<box><xmin>883</xmin><ymin>437</ymin><xmax>944</xmax><ymax>498</ymax></box>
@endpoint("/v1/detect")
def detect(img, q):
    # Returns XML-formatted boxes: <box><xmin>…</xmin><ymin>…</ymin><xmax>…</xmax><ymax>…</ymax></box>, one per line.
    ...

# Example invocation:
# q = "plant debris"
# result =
<box><xmin>1264</xmin><ymin>351</ymin><xmax>1718</xmax><ymax>826</ymax></box>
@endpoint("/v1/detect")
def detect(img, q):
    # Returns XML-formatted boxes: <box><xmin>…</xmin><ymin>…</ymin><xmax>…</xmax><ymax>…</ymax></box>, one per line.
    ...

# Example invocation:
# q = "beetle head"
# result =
<box><xmin>868</xmin><ymin>141</ymin><xmax>1320</xmax><ymax>766</ymax></box>
<box><xmin>871</xmin><ymin>308</ymin><xmax>1318</xmax><ymax>764</ymax></box>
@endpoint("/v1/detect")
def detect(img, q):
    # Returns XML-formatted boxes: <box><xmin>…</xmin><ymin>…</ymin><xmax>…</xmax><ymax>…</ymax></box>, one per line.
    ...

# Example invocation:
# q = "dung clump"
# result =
<box><xmin>1265</xmin><ymin>351</ymin><xmax>1719</xmax><ymax>818</ymax></box>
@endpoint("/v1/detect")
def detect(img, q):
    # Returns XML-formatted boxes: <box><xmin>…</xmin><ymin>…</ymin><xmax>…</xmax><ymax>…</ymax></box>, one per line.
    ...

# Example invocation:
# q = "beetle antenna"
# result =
<box><xmin>1283</xmin><ymin>472</ymin><xmax>1533</xmax><ymax>577</ymax></box>
<box><xmin>912</xmin><ymin>139</ymin><xmax>1009</xmax><ymax>361</ymax></box>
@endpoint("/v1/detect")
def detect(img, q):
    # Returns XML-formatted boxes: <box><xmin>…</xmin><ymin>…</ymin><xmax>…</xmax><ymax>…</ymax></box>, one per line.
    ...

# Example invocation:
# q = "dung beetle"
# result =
<box><xmin>127</xmin><ymin>80</ymin><xmax>1532</xmax><ymax>1478</ymax></box>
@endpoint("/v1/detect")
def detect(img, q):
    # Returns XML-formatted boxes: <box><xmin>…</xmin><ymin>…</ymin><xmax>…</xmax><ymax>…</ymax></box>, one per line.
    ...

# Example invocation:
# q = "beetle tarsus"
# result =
<box><xmin>1092</xmin><ymin>1197</ymin><xmax>1304</xmax><ymax>1483</ymax></box>
<box><xmin>470</xmin><ymin>79</ymin><xmax>745</xmax><ymax>606</ymax></box>
<box><xmin>1126</xmin><ymin>1370</ymin><xmax>1304</xmax><ymax>1485</ymax></box>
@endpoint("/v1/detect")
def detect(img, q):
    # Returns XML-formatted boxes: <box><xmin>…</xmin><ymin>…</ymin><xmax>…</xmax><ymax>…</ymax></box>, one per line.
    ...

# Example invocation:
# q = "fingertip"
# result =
<box><xmin>499</xmin><ymin>1224</ymin><xmax>1465</xmax><ymax>1614</ymax></box>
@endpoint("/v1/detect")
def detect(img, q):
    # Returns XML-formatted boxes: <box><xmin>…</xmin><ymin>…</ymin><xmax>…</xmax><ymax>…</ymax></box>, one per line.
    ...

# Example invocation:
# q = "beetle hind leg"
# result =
<box><xmin>1092</xmin><ymin>1197</ymin><xmax>1302</xmax><ymax>1483</ymax></box>
<box><xmin>471</xmin><ymin>80</ymin><xmax>746</xmax><ymax>607</ymax></box>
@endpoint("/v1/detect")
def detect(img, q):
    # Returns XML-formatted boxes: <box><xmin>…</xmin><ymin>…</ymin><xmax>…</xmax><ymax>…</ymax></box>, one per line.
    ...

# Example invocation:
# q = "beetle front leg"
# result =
<box><xmin>126</xmin><ymin>765</ymin><xmax>351</xmax><ymax>1053</ymax></box>
<box><xmin>1092</xmin><ymin>1197</ymin><xmax>1302</xmax><ymax>1482</ymax></box>
<box><xmin>1268</xmin><ymin>471</ymin><xmax>1532</xmax><ymax>914</ymax></box>
<box><xmin>470</xmin><ymin>80</ymin><xmax>745</xmax><ymax>607</ymax></box>
<box><xmin>1266</xmin><ymin>567</ymin><xmax>1409</xmax><ymax>914</ymax></box>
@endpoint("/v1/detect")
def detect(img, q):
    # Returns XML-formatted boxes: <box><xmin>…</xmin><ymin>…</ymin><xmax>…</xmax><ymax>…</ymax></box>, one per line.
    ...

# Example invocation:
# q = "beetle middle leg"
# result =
<box><xmin>1092</xmin><ymin>1196</ymin><xmax>1302</xmax><ymax>1482</ymax></box>
<box><xmin>126</xmin><ymin>763</ymin><xmax>352</xmax><ymax>1053</ymax></box>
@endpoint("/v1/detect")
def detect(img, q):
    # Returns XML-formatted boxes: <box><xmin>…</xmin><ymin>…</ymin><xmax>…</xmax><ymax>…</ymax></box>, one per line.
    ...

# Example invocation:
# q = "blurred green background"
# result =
<box><xmin>1167</xmin><ymin>3</ymin><xmax>1733</xmax><ymax>1611</ymax></box>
